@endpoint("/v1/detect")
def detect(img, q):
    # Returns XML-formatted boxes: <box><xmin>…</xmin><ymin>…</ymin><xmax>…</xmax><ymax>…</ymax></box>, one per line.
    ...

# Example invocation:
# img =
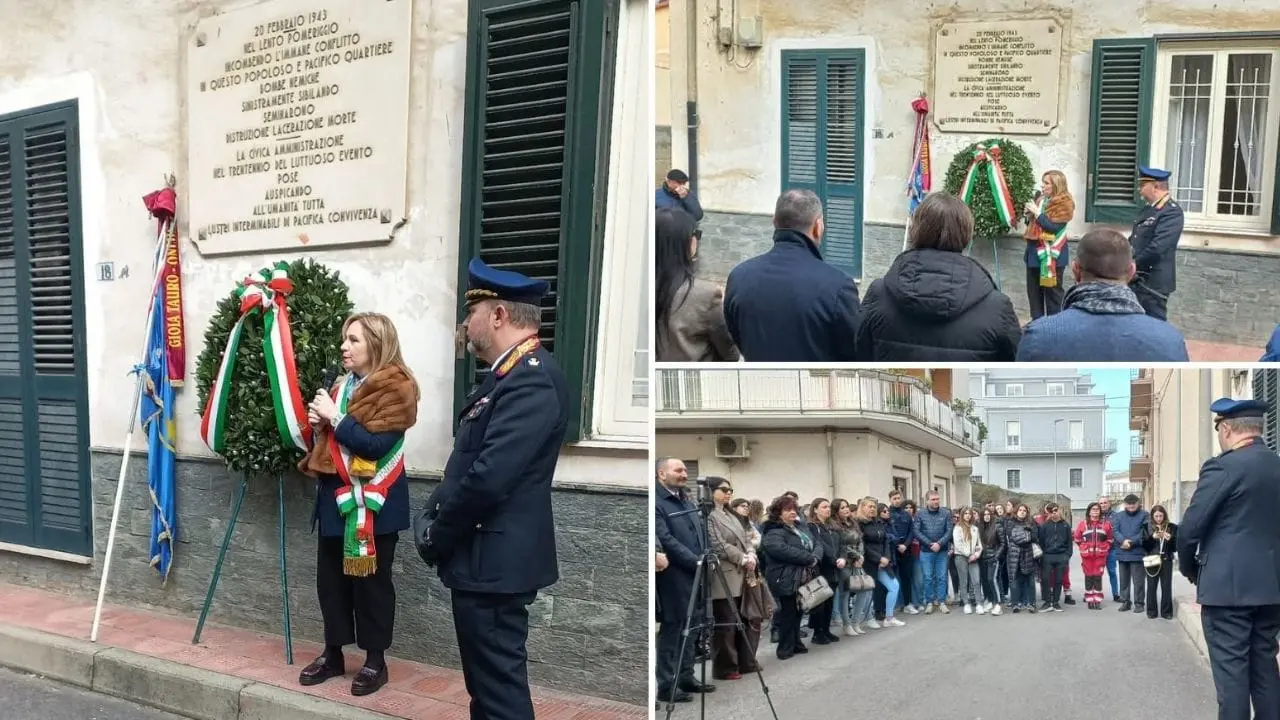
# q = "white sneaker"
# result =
<box><xmin>939</xmin><ymin>603</ymin><xmax>951</xmax><ymax>614</ymax></box>
<box><xmin>924</xmin><ymin>604</ymin><xmax>935</xmax><ymax>615</ymax></box>
<box><xmin>992</xmin><ymin>604</ymin><xmax>1003</xmax><ymax>616</ymax></box>
<box><xmin>976</xmin><ymin>604</ymin><xmax>987</xmax><ymax>615</ymax></box>
<box><xmin>904</xmin><ymin>605</ymin><xmax>919</xmax><ymax>615</ymax></box>
<box><xmin>853</xmin><ymin>622</ymin><xmax>866</xmax><ymax>634</ymax></box>
<box><xmin>844</xmin><ymin>624</ymin><xmax>859</xmax><ymax>637</ymax></box>
<box><xmin>865</xmin><ymin>619</ymin><xmax>882</xmax><ymax>629</ymax></box>
<box><xmin>886</xmin><ymin>617</ymin><xmax>906</xmax><ymax>627</ymax></box>
<box><xmin>984</xmin><ymin>601</ymin><xmax>994</xmax><ymax>612</ymax></box>
<box><xmin>963</xmin><ymin>603</ymin><xmax>973</xmax><ymax>615</ymax></box>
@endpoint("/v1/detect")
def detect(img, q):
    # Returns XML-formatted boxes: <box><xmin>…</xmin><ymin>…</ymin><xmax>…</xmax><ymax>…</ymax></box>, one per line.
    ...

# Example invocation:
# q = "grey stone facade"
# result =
<box><xmin>656</xmin><ymin>125</ymin><xmax>672</xmax><ymax>185</ymax></box>
<box><xmin>697</xmin><ymin>210</ymin><xmax>1279</xmax><ymax>348</ymax></box>
<box><xmin>0</xmin><ymin>451</ymin><xmax>648</xmax><ymax>705</ymax></box>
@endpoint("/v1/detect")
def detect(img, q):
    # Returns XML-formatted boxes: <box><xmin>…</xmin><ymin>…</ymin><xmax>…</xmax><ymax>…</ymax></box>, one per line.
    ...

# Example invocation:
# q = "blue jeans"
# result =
<box><xmin>878</xmin><ymin>571</ymin><xmax>901</xmax><ymax>617</ymax></box>
<box><xmin>912</xmin><ymin>557</ymin><xmax>924</xmax><ymax>606</ymax></box>
<box><xmin>833</xmin><ymin>586</ymin><xmax>847</xmax><ymax>626</ymax></box>
<box><xmin>852</xmin><ymin>588</ymin><xmax>875</xmax><ymax>625</ymax></box>
<box><xmin>1106</xmin><ymin>547</ymin><xmax>1119</xmax><ymax>598</ymax></box>
<box><xmin>919</xmin><ymin>550</ymin><xmax>948</xmax><ymax>605</ymax></box>
<box><xmin>1013</xmin><ymin>573</ymin><xmax>1036</xmax><ymax>607</ymax></box>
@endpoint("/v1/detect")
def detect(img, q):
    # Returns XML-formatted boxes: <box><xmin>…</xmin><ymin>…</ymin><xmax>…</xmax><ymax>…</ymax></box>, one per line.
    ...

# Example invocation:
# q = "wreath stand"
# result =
<box><xmin>191</xmin><ymin>472</ymin><xmax>293</xmax><ymax>665</ymax></box>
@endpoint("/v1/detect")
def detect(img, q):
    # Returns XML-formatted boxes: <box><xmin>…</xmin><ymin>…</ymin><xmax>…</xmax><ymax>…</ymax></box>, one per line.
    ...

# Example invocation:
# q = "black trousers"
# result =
<box><xmin>452</xmin><ymin>589</ymin><xmax>538</xmax><ymax>720</ymax></box>
<box><xmin>775</xmin><ymin>595</ymin><xmax>802</xmax><ymax>657</ymax></box>
<box><xmin>1145</xmin><ymin>561</ymin><xmax>1174</xmax><ymax>617</ymax></box>
<box><xmin>806</xmin><ymin>595</ymin><xmax>834</xmax><ymax>635</ymax></box>
<box><xmin>948</xmin><ymin>555</ymin><xmax>960</xmax><ymax>596</ymax></box>
<box><xmin>897</xmin><ymin>551</ymin><xmax>916</xmax><ymax>607</ymax></box>
<box><xmin>1040</xmin><ymin>555</ymin><xmax>1067</xmax><ymax>604</ymax></box>
<box><xmin>656</xmin><ymin>605</ymin><xmax>698</xmax><ymax>692</ymax></box>
<box><xmin>1132</xmin><ymin>283</ymin><xmax>1170</xmax><ymax>321</ymax></box>
<box><xmin>317</xmin><ymin>533</ymin><xmax>398</xmax><ymax>652</ymax></box>
<box><xmin>1201</xmin><ymin>604</ymin><xmax>1280</xmax><ymax>720</ymax></box>
<box><xmin>1026</xmin><ymin>266</ymin><xmax>1065</xmax><ymax>319</ymax></box>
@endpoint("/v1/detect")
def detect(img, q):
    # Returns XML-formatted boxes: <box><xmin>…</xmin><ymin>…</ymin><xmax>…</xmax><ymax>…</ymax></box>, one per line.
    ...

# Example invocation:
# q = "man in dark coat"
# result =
<box><xmin>413</xmin><ymin>258</ymin><xmax>569</xmax><ymax>720</ymax></box>
<box><xmin>1128</xmin><ymin>165</ymin><xmax>1185</xmax><ymax>321</ymax></box>
<box><xmin>655</xmin><ymin>169</ymin><xmax>704</xmax><ymax>221</ymax></box>
<box><xmin>1018</xmin><ymin>228</ymin><xmax>1188</xmax><ymax>361</ymax></box>
<box><xmin>723</xmin><ymin>189</ymin><xmax>860</xmax><ymax>361</ymax></box>
<box><xmin>1177</xmin><ymin>398</ymin><xmax>1280</xmax><ymax>720</ymax></box>
<box><xmin>654</xmin><ymin>458</ymin><xmax>715</xmax><ymax>703</ymax></box>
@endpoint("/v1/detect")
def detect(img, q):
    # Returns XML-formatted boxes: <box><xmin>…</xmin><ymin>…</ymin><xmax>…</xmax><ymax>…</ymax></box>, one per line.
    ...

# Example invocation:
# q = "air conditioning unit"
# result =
<box><xmin>714</xmin><ymin>434</ymin><xmax>750</xmax><ymax>459</ymax></box>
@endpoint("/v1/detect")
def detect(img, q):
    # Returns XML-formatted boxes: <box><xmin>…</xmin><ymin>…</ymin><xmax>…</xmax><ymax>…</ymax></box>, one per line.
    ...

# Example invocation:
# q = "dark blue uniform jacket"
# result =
<box><xmin>723</xmin><ymin>229</ymin><xmax>861</xmax><ymax>362</ymax></box>
<box><xmin>427</xmin><ymin>344</ymin><xmax>569</xmax><ymax>595</ymax></box>
<box><xmin>1129</xmin><ymin>197</ymin><xmax>1184</xmax><ymax>296</ymax></box>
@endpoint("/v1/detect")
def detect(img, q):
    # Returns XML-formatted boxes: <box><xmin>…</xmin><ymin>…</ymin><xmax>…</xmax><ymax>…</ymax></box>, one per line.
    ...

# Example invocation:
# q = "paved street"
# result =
<box><xmin>0</xmin><ymin>667</ymin><xmax>188</xmax><ymax>720</ymax></box>
<box><xmin>663</xmin><ymin>556</ymin><xmax>1219</xmax><ymax>720</ymax></box>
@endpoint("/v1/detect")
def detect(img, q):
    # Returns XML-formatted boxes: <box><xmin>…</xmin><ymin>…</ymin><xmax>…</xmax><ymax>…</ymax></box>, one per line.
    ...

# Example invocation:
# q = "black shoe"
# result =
<box><xmin>351</xmin><ymin>664</ymin><xmax>388</xmax><ymax>697</ymax></box>
<box><xmin>1040</xmin><ymin>602</ymin><xmax>1052</xmax><ymax>612</ymax></box>
<box><xmin>298</xmin><ymin>655</ymin><xmax>345</xmax><ymax>686</ymax></box>
<box><xmin>1011</xmin><ymin>607</ymin><xmax>1021</xmax><ymax>613</ymax></box>
<box><xmin>1113</xmin><ymin>595</ymin><xmax>1122</xmax><ymax>602</ymax></box>
<box><xmin>679</xmin><ymin>679</ymin><xmax>716</xmax><ymax>694</ymax></box>
<box><xmin>794</xmin><ymin>643</ymin><xmax>809</xmax><ymax>654</ymax></box>
<box><xmin>1052</xmin><ymin>603</ymin><xmax>1063</xmax><ymax>612</ymax></box>
<box><xmin>1119</xmin><ymin>602</ymin><xmax>1132</xmax><ymax>612</ymax></box>
<box><xmin>770</xmin><ymin>628</ymin><xmax>779</xmax><ymax>644</ymax></box>
<box><xmin>1147</xmin><ymin>611</ymin><xmax>1158</xmax><ymax>619</ymax></box>
<box><xmin>1063</xmin><ymin>595</ymin><xmax>1076</xmax><ymax>605</ymax></box>
<box><xmin>799</xmin><ymin>628</ymin><xmax>811</xmax><ymax>638</ymax></box>
<box><xmin>659</xmin><ymin>689</ymin><xmax>693</xmax><ymax>703</ymax></box>
<box><xmin>812</xmin><ymin>634</ymin><xmax>831</xmax><ymax>645</ymax></box>
<box><xmin>1134</xmin><ymin>603</ymin><xmax>1146</xmax><ymax>614</ymax></box>
<box><xmin>776</xmin><ymin>651</ymin><xmax>794</xmax><ymax>661</ymax></box>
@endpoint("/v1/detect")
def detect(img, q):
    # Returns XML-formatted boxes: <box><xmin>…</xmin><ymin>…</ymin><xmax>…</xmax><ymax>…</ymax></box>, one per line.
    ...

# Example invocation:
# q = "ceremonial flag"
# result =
<box><xmin>141</xmin><ymin>285</ymin><xmax>178</xmax><ymax>582</ymax></box>
<box><xmin>907</xmin><ymin>96</ymin><xmax>932</xmax><ymax>216</ymax></box>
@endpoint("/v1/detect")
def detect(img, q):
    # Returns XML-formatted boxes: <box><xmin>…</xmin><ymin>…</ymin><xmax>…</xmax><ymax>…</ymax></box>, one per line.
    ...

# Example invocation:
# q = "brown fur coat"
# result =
<box><xmin>298</xmin><ymin>364</ymin><xmax>419</xmax><ymax>477</ymax></box>
<box><xmin>1023</xmin><ymin>192</ymin><xmax>1075</xmax><ymax>242</ymax></box>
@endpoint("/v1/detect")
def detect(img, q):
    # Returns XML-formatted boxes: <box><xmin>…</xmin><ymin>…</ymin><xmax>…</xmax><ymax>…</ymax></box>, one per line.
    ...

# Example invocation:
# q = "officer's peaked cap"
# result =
<box><xmin>1210</xmin><ymin>397</ymin><xmax>1269</xmax><ymax>421</ymax></box>
<box><xmin>463</xmin><ymin>257</ymin><xmax>549</xmax><ymax>307</ymax></box>
<box><xmin>1137</xmin><ymin>165</ymin><xmax>1172</xmax><ymax>182</ymax></box>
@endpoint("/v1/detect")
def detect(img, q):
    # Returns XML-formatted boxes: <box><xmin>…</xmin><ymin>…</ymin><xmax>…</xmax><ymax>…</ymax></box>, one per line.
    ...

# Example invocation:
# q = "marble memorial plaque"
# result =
<box><xmin>934</xmin><ymin>19</ymin><xmax>1063</xmax><ymax>135</ymax></box>
<box><xmin>187</xmin><ymin>0</ymin><xmax>411</xmax><ymax>255</ymax></box>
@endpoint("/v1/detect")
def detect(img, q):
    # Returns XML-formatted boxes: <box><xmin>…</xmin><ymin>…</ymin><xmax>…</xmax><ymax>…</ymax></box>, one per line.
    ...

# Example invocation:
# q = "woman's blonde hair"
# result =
<box><xmin>343</xmin><ymin>312</ymin><xmax>420</xmax><ymax>395</ymax></box>
<box><xmin>1042</xmin><ymin>170</ymin><xmax>1070</xmax><ymax>197</ymax></box>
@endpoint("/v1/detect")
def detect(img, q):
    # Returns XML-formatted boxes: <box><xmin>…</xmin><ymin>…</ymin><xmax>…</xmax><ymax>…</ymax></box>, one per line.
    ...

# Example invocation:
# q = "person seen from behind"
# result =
<box><xmin>1018</xmin><ymin>227</ymin><xmax>1188</xmax><ymax>361</ymax></box>
<box><xmin>723</xmin><ymin>189</ymin><xmax>861</xmax><ymax>361</ymax></box>
<box><xmin>654</xmin><ymin>208</ymin><xmax>739</xmax><ymax>362</ymax></box>
<box><xmin>856</xmin><ymin>192</ymin><xmax>1020</xmax><ymax>361</ymax></box>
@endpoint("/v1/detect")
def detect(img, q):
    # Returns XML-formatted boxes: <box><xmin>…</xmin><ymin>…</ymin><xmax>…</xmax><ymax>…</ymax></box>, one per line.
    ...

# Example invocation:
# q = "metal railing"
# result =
<box><xmin>986</xmin><ymin>437</ymin><xmax>1118</xmax><ymax>454</ymax></box>
<box><xmin>654</xmin><ymin>369</ymin><xmax>981</xmax><ymax>450</ymax></box>
<box><xmin>1131</xmin><ymin>435</ymin><xmax>1150</xmax><ymax>460</ymax></box>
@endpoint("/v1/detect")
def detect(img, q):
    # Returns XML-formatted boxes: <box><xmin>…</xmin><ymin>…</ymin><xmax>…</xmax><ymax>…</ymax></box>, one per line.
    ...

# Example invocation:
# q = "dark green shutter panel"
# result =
<box><xmin>0</xmin><ymin>102</ymin><xmax>90</xmax><ymax>556</ymax></box>
<box><xmin>1086</xmin><ymin>38</ymin><xmax>1155</xmax><ymax>224</ymax></box>
<box><xmin>454</xmin><ymin>0</ymin><xmax>610</xmax><ymax>441</ymax></box>
<box><xmin>1254</xmin><ymin>369</ymin><xmax>1279</xmax><ymax>452</ymax></box>
<box><xmin>781</xmin><ymin>50</ymin><xmax>865</xmax><ymax>279</ymax></box>
<box><xmin>1271</xmin><ymin>140</ymin><xmax>1280</xmax><ymax>234</ymax></box>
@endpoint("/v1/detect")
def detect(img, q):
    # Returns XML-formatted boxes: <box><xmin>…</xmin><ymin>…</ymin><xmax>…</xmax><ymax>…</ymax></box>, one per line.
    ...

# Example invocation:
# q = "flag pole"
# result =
<box><xmin>91</xmin><ymin>216</ymin><xmax>169</xmax><ymax>642</ymax></box>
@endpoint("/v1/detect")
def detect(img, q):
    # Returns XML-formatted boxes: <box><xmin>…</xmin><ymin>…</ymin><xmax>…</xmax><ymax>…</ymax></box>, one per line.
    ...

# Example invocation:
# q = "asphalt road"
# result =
<box><xmin>0</xmin><ymin>667</ymin><xmax>189</xmax><ymax>720</ymax></box>
<box><xmin>662</xmin><ymin>557</ymin><xmax>1219</xmax><ymax>720</ymax></box>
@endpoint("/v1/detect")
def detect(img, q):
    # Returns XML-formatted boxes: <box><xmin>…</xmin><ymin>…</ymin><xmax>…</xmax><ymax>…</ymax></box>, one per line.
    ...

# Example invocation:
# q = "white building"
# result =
<box><xmin>655</xmin><ymin>369</ymin><xmax>982</xmax><ymax>508</ymax></box>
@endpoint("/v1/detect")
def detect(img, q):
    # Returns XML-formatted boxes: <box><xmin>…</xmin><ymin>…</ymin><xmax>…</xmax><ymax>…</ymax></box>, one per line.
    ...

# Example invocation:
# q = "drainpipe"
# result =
<box><xmin>685</xmin><ymin>0</ymin><xmax>700</xmax><ymax>191</ymax></box>
<box><xmin>825</xmin><ymin>429</ymin><xmax>838</xmax><ymax>500</ymax></box>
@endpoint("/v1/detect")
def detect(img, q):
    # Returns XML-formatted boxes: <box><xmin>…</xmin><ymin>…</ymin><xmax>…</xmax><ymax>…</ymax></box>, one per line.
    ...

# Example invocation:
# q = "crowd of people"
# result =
<box><xmin>654</xmin><ymin>167</ymin><xmax>1280</xmax><ymax>363</ymax></box>
<box><xmin>654</xmin><ymin>457</ymin><xmax>1182</xmax><ymax>703</ymax></box>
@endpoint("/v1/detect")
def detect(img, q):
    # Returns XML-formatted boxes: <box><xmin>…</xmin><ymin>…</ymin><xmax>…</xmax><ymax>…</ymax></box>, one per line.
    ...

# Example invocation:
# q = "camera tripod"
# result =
<box><xmin>661</xmin><ymin>487</ymin><xmax>780</xmax><ymax>720</ymax></box>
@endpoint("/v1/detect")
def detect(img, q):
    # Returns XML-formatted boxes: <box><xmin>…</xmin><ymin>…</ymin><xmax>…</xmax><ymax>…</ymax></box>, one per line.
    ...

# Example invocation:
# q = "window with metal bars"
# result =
<box><xmin>0</xmin><ymin>100</ymin><xmax>91</xmax><ymax>557</ymax></box>
<box><xmin>454</xmin><ymin>0</ymin><xmax>614</xmax><ymax>441</ymax></box>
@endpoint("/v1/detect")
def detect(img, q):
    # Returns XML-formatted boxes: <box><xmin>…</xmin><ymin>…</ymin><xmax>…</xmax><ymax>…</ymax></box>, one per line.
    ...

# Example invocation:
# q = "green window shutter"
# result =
<box><xmin>1271</xmin><ymin>137</ymin><xmax>1280</xmax><ymax>234</ymax></box>
<box><xmin>1255</xmin><ymin>369</ymin><xmax>1279</xmax><ymax>452</ymax></box>
<box><xmin>781</xmin><ymin>50</ymin><xmax>865</xmax><ymax>279</ymax></box>
<box><xmin>0</xmin><ymin>101</ymin><xmax>91</xmax><ymax>556</ymax></box>
<box><xmin>454</xmin><ymin>0</ymin><xmax>611</xmax><ymax>442</ymax></box>
<box><xmin>1086</xmin><ymin>38</ymin><xmax>1156</xmax><ymax>224</ymax></box>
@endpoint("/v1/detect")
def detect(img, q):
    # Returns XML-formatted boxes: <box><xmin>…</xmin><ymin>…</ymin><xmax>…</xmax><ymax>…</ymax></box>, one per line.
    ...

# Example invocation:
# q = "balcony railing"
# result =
<box><xmin>986</xmin><ymin>438</ymin><xmax>1118</xmax><ymax>454</ymax></box>
<box><xmin>655</xmin><ymin>369</ymin><xmax>981</xmax><ymax>450</ymax></box>
<box><xmin>1131</xmin><ymin>436</ymin><xmax>1150</xmax><ymax>460</ymax></box>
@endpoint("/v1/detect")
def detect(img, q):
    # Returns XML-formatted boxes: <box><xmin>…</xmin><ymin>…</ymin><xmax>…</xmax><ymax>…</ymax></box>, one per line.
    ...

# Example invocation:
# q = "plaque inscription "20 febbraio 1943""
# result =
<box><xmin>186</xmin><ymin>0</ymin><xmax>411</xmax><ymax>256</ymax></box>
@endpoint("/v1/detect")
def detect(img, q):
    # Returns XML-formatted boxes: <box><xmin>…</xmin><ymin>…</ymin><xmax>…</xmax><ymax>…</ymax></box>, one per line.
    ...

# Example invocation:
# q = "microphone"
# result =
<box><xmin>319</xmin><ymin>366</ymin><xmax>340</xmax><ymax>393</ymax></box>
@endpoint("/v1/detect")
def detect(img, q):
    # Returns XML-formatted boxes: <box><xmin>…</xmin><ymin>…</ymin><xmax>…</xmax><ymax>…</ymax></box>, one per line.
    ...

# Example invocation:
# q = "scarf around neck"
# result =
<box><xmin>1062</xmin><ymin>281</ymin><xmax>1146</xmax><ymax>316</ymax></box>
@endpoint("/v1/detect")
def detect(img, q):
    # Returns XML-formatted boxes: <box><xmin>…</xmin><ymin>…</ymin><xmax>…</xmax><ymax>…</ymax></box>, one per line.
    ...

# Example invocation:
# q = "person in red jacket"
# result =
<box><xmin>1074</xmin><ymin>502</ymin><xmax>1114</xmax><ymax>609</ymax></box>
<box><xmin>1036</xmin><ymin>505</ymin><xmax>1077</xmax><ymax>604</ymax></box>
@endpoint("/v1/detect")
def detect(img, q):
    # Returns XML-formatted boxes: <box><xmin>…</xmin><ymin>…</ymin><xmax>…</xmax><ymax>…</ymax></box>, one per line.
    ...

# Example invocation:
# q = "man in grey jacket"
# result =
<box><xmin>1112</xmin><ymin>493</ymin><xmax>1150</xmax><ymax>612</ymax></box>
<box><xmin>913</xmin><ymin>491</ymin><xmax>954</xmax><ymax>614</ymax></box>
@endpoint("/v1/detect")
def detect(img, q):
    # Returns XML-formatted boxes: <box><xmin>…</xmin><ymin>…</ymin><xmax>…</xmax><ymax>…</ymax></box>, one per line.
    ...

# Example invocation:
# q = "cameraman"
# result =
<box><xmin>654</xmin><ymin>458</ymin><xmax>716</xmax><ymax>703</ymax></box>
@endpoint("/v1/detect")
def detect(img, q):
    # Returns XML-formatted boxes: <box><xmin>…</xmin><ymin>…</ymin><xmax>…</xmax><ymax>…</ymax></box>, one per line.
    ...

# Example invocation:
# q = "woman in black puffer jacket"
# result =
<box><xmin>856</xmin><ymin>193</ymin><xmax>1021</xmax><ymax>361</ymax></box>
<box><xmin>857</xmin><ymin>500</ymin><xmax>905</xmax><ymax>628</ymax></box>
<box><xmin>760</xmin><ymin>496</ymin><xmax>821</xmax><ymax>660</ymax></box>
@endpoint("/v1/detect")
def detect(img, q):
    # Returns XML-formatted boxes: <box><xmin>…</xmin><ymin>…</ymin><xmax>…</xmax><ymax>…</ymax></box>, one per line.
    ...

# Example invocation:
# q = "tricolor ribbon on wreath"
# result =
<box><xmin>328</xmin><ymin>375</ymin><xmax>406</xmax><ymax>576</ymax></box>
<box><xmin>957</xmin><ymin>142</ymin><xmax>1018</xmax><ymax>230</ymax></box>
<box><xmin>199</xmin><ymin>262</ymin><xmax>313</xmax><ymax>454</ymax></box>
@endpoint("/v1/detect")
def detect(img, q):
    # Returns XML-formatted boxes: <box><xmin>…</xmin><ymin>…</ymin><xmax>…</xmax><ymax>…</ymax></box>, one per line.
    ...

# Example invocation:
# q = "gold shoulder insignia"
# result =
<box><xmin>495</xmin><ymin>336</ymin><xmax>541</xmax><ymax>377</ymax></box>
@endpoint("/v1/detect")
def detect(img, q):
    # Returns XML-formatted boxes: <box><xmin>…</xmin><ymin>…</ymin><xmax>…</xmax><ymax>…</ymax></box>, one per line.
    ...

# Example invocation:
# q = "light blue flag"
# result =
<box><xmin>141</xmin><ymin>288</ymin><xmax>177</xmax><ymax>582</ymax></box>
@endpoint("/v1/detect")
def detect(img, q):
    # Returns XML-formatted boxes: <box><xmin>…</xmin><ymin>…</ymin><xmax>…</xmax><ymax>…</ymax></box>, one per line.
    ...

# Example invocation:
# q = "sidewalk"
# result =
<box><xmin>1172</xmin><ymin>569</ymin><xmax>1280</xmax><ymax>665</ymax></box>
<box><xmin>0</xmin><ymin>583</ymin><xmax>645</xmax><ymax>720</ymax></box>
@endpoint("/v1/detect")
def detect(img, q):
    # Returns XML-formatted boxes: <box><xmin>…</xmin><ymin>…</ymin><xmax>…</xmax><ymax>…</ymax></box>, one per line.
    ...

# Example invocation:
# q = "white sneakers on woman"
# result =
<box><xmin>991</xmin><ymin>604</ymin><xmax>1003</xmax><ymax>616</ymax></box>
<box><xmin>885</xmin><ymin>617</ymin><xmax>906</xmax><ymax>627</ymax></box>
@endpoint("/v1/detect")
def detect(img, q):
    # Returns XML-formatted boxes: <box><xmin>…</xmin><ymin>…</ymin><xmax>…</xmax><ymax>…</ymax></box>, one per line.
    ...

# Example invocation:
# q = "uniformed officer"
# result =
<box><xmin>1127</xmin><ymin>165</ymin><xmax>1185</xmax><ymax>321</ymax></box>
<box><xmin>413</xmin><ymin>257</ymin><xmax>568</xmax><ymax>720</ymax></box>
<box><xmin>1177</xmin><ymin>398</ymin><xmax>1280</xmax><ymax>720</ymax></box>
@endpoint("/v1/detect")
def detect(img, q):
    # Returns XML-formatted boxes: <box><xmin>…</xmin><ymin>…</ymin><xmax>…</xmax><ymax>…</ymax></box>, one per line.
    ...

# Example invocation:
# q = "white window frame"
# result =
<box><xmin>1046</xmin><ymin>383</ymin><xmax>1065</xmax><ymax>396</ymax></box>
<box><xmin>1006</xmin><ymin>384</ymin><xmax>1024</xmax><ymax>397</ymax></box>
<box><xmin>1007</xmin><ymin>469</ymin><xmax>1021</xmax><ymax>489</ymax></box>
<box><xmin>588</xmin><ymin>0</ymin><xmax>648</xmax><ymax>445</ymax></box>
<box><xmin>1069</xmin><ymin>420</ymin><xmax>1084</xmax><ymax>450</ymax></box>
<box><xmin>1006</xmin><ymin>421</ymin><xmax>1021</xmax><ymax>451</ymax></box>
<box><xmin>1069</xmin><ymin>468</ymin><xmax>1084</xmax><ymax>489</ymax></box>
<box><xmin>971</xmin><ymin>474</ymin><xmax>983</xmax><ymax>485</ymax></box>
<box><xmin>1151</xmin><ymin>42</ymin><xmax>1280</xmax><ymax>234</ymax></box>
